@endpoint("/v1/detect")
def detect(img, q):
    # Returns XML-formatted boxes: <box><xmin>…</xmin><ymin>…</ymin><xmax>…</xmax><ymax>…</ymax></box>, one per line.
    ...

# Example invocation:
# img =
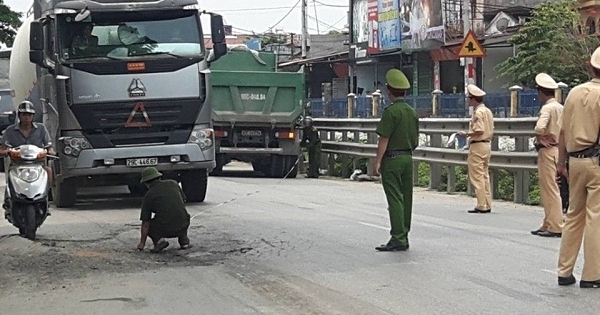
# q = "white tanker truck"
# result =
<box><xmin>9</xmin><ymin>0</ymin><xmax>227</xmax><ymax>207</ymax></box>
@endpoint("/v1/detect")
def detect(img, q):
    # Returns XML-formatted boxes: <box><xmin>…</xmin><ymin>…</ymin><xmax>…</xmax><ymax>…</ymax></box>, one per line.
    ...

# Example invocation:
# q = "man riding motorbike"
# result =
<box><xmin>0</xmin><ymin>101</ymin><xmax>56</xmax><ymax>211</ymax></box>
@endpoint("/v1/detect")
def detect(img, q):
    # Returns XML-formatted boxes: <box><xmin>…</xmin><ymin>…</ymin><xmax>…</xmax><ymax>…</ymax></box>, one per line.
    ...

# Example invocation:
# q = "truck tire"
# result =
<box><xmin>52</xmin><ymin>178</ymin><xmax>77</xmax><ymax>208</ymax></box>
<box><xmin>267</xmin><ymin>155</ymin><xmax>286</xmax><ymax>178</ymax></box>
<box><xmin>284</xmin><ymin>155</ymin><xmax>299</xmax><ymax>178</ymax></box>
<box><xmin>181</xmin><ymin>169</ymin><xmax>208</xmax><ymax>203</ymax></box>
<box><xmin>128</xmin><ymin>183</ymin><xmax>148</xmax><ymax>196</ymax></box>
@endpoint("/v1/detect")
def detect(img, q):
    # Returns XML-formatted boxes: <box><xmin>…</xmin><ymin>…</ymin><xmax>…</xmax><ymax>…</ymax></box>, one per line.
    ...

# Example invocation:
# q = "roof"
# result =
<box><xmin>204</xmin><ymin>36</ymin><xmax>249</xmax><ymax>48</ymax></box>
<box><xmin>277</xmin><ymin>34</ymin><xmax>348</xmax><ymax>67</ymax></box>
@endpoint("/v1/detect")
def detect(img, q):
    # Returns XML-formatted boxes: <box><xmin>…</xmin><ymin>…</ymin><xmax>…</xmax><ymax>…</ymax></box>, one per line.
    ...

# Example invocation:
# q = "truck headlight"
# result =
<box><xmin>61</xmin><ymin>136</ymin><xmax>91</xmax><ymax>157</ymax></box>
<box><xmin>188</xmin><ymin>128</ymin><xmax>213</xmax><ymax>149</ymax></box>
<box><xmin>17</xmin><ymin>168</ymin><xmax>40</xmax><ymax>183</ymax></box>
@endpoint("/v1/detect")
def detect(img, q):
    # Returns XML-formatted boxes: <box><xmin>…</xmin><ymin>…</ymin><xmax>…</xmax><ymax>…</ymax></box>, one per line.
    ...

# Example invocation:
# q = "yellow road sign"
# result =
<box><xmin>458</xmin><ymin>30</ymin><xmax>485</xmax><ymax>58</ymax></box>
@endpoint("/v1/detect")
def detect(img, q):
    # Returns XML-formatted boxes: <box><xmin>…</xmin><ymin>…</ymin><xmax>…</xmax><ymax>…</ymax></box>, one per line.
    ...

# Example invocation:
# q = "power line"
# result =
<box><xmin>265</xmin><ymin>0</ymin><xmax>302</xmax><ymax>33</ymax></box>
<box><xmin>313</xmin><ymin>0</ymin><xmax>347</xmax><ymax>8</ymax></box>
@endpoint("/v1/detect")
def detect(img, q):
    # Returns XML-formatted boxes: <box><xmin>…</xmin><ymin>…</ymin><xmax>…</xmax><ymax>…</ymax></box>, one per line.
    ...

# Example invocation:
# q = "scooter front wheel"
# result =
<box><xmin>24</xmin><ymin>204</ymin><xmax>37</xmax><ymax>240</ymax></box>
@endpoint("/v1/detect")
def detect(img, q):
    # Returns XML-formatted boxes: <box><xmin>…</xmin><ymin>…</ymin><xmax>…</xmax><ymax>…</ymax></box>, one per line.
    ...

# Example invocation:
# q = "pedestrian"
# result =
<box><xmin>458</xmin><ymin>84</ymin><xmax>494</xmax><ymax>213</ymax></box>
<box><xmin>531</xmin><ymin>73</ymin><xmax>564</xmax><ymax>237</ymax></box>
<box><xmin>137</xmin><ymin>167</ymin><xmax>192</xmax><ymax>253</ymax></box>
<box><xmin>556</xmin><ymin>46</ymin><xmax>600</xmax><ymax>288</ymax></box>
<box><xmin>374</xmin><ymin>69</ymin><xmax>419</xmax><ymax>251</ymax></box>
<box><xmin>301</xmin><ymin>116</ymin><xmax>321</xmax><ymax>178</ymax></box>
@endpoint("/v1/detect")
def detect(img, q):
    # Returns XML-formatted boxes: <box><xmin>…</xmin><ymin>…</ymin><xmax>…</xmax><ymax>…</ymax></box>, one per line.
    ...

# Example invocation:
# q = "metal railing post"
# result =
<box><xmin>509</xmin><ymin>85</ymin><xmax>523</xmax><ymax>117</ymax></box>
<box><xmin>347</xmin><ymin>93</ymin><xmax>355</xmax><ymax>118</ymax></box>
<box><xmin>432</xmin><ymin>89</ymin><xmax>443</xmax><ymax>117</ymax></box>
<box><xmin>372</xmin><ymin>90</ymin><xmax>381</xmax><ymax>118</ymax></box>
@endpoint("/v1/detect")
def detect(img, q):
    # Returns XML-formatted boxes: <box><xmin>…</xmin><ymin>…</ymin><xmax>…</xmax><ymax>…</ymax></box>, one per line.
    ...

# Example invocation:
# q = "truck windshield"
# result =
<box><xmin>58</xmin><ymin>10</ymin><xmax>203</xmax><ymax>60</ymax></box>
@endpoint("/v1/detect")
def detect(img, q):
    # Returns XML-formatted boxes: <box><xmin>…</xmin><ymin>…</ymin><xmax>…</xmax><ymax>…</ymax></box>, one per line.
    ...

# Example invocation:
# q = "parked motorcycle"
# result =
<box><xmin>3</xmin><ymin>144</ymin><xmax>56</xmax><ymax>240</ymax></box>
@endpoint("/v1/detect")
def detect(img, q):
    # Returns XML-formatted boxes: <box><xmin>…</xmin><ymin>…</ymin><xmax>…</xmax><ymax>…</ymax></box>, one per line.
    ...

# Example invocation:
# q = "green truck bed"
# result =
<box><xmin>210</xmin><ymin>50</ymin><xmax>304</xmax><ymax>126</ymax></box>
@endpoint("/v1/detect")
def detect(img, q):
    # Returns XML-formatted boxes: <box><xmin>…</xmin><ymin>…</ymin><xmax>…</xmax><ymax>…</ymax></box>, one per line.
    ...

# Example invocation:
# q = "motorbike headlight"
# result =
<box><xmin>188</xmin><ymin>128</ymin><xmax>213</xmax><ymax>149</ymax></box>
<box><xmin>18</xmin><ymin>168</ymin><xmax>40</xmax><ymax>183</ymax></box>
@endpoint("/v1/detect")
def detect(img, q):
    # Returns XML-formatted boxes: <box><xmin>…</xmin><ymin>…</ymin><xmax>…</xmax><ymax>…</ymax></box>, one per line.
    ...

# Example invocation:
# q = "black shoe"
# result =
<box><xmin>375</xmin><ymin>242</ymin><xmax>409</xmax><ymax>252</ymax></box>
<box><xmin>537</xmin><ymin>231</ymin><xmax>561</xmax><ymax>238</ymax></box>
<box><xmin>531</xmin><ymin>229</ymin><xmax>543</xmax><ymax>235</ymax></box>
<box><xmin>558</xmin><ymin>274</ymin><xmax>576</xmax><ymax>286</ymax></box>
<box><xmin>468</xmin><ymin>208</ymin><xmax>491</xmax><ymax>213</ymax></box>
<box><xmin>580</xmin><ymin>279</ymin><xmax>600</xmax><ymax>288</ymax></box>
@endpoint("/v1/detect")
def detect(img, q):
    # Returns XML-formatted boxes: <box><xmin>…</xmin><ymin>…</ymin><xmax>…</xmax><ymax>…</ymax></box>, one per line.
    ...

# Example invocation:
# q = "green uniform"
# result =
<box><xmin>140</xmin><ymin>179</ymin><xmax>191</xmax><ymax>242</ymax></box>
<box><xmin>302</xmin><ymin>126</ymin><xmax>321</xmax><ymax>178</ymax></box>
<box><xmin>375</xmin><ymin>99</ymin><xmax>419</xmax><ymax>246</ymax></box>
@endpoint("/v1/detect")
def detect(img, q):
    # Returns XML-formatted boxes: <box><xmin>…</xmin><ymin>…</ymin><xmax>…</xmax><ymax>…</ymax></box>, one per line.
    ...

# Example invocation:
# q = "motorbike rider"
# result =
<box><xmin>0</xmin><ymin>101</ymin><xmax>56</xmax><ymax>211</ymax></box>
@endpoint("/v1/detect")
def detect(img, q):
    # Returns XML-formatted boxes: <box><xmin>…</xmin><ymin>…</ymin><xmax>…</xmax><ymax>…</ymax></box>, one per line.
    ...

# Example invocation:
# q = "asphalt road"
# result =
<box><xmin>0</xmin><ymin>163</ymin><xmax>598</xmax><ymax>315</ymax></box>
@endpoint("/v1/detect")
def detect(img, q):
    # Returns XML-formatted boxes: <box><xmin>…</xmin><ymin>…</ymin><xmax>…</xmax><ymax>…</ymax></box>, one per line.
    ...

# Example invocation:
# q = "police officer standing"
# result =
<box><xmin>458</xmin><ymin>84</ymin><xmax>494</xmax><ymax>213</ymax></box>
<box><xmin>374</xmin><ymin>69</ymin><xmax>419</xmax><ymax>251</ymax></box>
<box><xmin>556</xmin><ymin>47</ymin><xmax>600</xmax><ymax>288</ymax></box>
<box><xmin>531</xmin><ymin>73</ymin><xmax>564</xmax><ymax>237</ymax></box>
<box><xmin>301</xmin><ymin>116</ymin><xmax>321</xmax><ymax>178</ymax></box>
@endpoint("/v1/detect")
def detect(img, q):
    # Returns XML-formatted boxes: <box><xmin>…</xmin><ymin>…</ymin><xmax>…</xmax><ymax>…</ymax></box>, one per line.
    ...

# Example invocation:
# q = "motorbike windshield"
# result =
<box><xmin>58</xmin><ymin>10</ymin><xmax>204</xmax><ymax>61</ymax></box>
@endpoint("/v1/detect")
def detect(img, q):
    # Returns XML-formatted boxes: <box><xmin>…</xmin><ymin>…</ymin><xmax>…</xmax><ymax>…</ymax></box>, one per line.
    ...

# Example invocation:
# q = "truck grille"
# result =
<box><xmin>70</xmin><ymin>99</ymin><xmax>203</xmax><ymax>148</ymax></box>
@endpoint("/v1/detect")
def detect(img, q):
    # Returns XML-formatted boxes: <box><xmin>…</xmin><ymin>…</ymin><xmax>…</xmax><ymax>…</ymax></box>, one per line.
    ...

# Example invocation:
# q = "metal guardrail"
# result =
<box><xmin>313</xmin><ymin>117</ymin><xmax>538</xmax><ymax>204</ymax></box>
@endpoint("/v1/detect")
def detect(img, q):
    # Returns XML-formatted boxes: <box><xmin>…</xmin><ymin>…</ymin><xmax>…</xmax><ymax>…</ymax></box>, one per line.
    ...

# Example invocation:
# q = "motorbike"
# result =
<box><xmin>3</xmin><ymin>144</ymin><xmax>56</xmax><ymax>240</ymax></box>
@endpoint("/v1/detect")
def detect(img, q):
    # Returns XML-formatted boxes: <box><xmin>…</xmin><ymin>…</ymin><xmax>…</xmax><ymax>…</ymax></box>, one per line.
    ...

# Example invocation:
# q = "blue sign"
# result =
<box><xmin>378</xmin><ymin>0</ymin><xmax>401</xmax><ymax>51</ymax></box>
<box><xmin>246</xmin><ymin>38</ymin><xmax>262</xmax><ymax>51</ymax></box>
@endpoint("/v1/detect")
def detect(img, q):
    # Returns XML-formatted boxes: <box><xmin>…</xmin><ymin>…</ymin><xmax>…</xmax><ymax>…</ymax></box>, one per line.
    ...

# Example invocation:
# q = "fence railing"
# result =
<box><xmin>310</xmin><ymin>86</ymin><xmax>570</xmax><ymax>119</ymax></box>
<box><xmin>313</xmin><ymin>117</ymin><xmax>539</xmax><ymax>205</ymax></box>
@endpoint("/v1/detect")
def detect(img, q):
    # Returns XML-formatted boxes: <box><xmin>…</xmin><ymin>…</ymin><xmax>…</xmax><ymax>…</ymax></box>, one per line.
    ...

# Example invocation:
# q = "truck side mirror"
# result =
<box><xmin>210</xmin><ymin>14</ymin><xmax>227</xmax><ymax>62</ymax></box>
<box><xmin>30</xmin><ymin>21</ymin><xmax>44</xmax><ymax>51</ymax></box>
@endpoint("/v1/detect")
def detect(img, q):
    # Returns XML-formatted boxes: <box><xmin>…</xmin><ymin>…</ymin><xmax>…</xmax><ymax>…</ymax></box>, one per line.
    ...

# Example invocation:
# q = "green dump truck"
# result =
<box><xmin>210</xmin><ymin>48</ymin><xmax>305</xmax><ymax>177</ymax></box>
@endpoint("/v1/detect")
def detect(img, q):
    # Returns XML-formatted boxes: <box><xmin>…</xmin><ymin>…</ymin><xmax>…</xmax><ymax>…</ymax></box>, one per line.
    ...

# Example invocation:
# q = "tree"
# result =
<box><xmin>496</xmin><ymin>0</ymin><xmax>600</xmax><ymax>87</ymax></box>
<box><xmin>0</xmin><ymin>0</ymin><xmax>22</xmax><ymax>47</ymax></box>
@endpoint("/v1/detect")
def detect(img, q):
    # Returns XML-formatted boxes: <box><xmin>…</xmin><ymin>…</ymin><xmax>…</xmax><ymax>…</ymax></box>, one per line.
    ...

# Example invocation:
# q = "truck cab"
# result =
<box><xmin>11</xmin><ymin>0</ymin><xmax>227</xmax><ymax>207</ymax></box>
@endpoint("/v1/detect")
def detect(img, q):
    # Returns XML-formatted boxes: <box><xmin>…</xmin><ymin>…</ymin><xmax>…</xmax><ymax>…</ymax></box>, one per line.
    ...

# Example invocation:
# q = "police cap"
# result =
<box><xmin>535</xmin><ymin>73</ymin><xmax>558</xmax><ymax>90</ymax></box>
<box><xmin>385</xmin><ymin>69</ymin><xmax>410</xmax><ymax>90</ymax></box>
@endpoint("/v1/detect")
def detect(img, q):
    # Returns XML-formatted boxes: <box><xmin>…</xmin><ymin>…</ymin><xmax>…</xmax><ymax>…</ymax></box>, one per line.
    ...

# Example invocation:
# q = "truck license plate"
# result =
<box><xmin>126</xmin><ymin>158</ymin><xmax>158</xmax><ymax>167</ymax></box>
<box><xmin>241</xmin><ymin>130</ymin><xmax>261</xmax><ymax>136</ymax></box>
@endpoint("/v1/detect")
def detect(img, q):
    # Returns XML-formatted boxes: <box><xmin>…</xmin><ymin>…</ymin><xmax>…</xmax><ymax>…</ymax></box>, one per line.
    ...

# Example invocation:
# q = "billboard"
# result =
<box><xmin>367</xmin><ymin>0</ymin><xmax>402</xmax><ymax>53</ymax></box>
<box><xmin>353</xmin><ymin>0</ymin><xmax>368</xmax><ymax>43</ymax></box>
<box><xmin>367</xmin><ymin>0</ymin><xmax>379</xmax><ymax>53</ymax></box>
<box><xmin>400</xmin><ymin>0</ymin><xmax>445</xmax><ymax>50</ymax></box>
<box><xmin>378</xmin><ymin>0</ymin><xmax>402</xmax><ymax>51</ymax></box>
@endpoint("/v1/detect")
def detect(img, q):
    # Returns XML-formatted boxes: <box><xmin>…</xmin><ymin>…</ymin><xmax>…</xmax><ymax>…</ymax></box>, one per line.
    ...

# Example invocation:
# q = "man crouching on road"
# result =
<box><xmin>137</xmin><ymin>167</ymin><xmax>192</xmax><ymax>253</ymax></box>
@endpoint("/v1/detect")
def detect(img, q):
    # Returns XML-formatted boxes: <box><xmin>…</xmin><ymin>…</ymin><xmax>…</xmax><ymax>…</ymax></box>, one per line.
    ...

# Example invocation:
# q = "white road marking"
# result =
<box><xmin>358</xmin><ymin>222</ymin><xmax>389</xmax><ymax>231</ymax></box>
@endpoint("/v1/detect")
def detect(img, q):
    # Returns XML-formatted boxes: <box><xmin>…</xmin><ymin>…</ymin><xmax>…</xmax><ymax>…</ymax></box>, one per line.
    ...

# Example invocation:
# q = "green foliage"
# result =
<box><xmin>0</xmin><ymin>0</ymin><xmax>22</xmax><ymax>47</ymax></box>
<box><xmin>415</xmin><ymin>162</ymin><xmax>539</xmax><ymax>204</ymax></box>
<box><xmin>496</xmin><ymin>0</ymin><xmax>600</xmax><ymax>87</ymax></box>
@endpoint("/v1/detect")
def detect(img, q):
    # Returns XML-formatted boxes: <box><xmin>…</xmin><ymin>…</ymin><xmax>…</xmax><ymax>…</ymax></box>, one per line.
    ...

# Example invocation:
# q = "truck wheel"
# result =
<box><xmin>128</xmin><ymin>183</ymin><xmax>148</xmax><ymax>196</ymax></box>
<box><xmin>267</xmin><ymin>155</ymin><xmax>286</xmax><ymax>178</ymax></box>
<box><xmin>181</xmin><ymin>169</ymin><xmax>208</xmax><ymax>203</ymax></box>
<box><xmin>52</xmin><ymin>178</ymin><xmax>77</xmax><ymax>208</ymax></box>
<box><xmin>284</xmin><ymin>155</ymin><xmax>299</xmax><ymax>178</ymax></box>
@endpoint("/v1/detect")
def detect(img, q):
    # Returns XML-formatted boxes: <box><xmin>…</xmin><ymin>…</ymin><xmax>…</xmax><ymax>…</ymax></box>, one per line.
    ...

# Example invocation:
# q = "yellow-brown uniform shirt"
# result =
<box><xmin>561</xmin><ymin>78</ymin><xmax>600</xmax><ymax>153</ymax></box>
<box><xmin>535</xmin><ymin>98</ymin><xmax>563</xmax><ymax>144</ymax></box>
<box><xmin>468</xmin><ymin>103</ymin><xmax>494</xmax><ymax>142</ymax></box>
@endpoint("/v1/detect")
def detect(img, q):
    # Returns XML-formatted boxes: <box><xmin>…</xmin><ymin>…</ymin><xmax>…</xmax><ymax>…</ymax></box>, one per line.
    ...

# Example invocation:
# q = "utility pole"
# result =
<box><xmin>463</xmin><ymin>0</ymin><xmax>472</xmax><ymax>115</ymax></box>
<box><xmin>302</xmin><ymin>0</ymin><xmax>308</xmax><ymax>58</ymax></box>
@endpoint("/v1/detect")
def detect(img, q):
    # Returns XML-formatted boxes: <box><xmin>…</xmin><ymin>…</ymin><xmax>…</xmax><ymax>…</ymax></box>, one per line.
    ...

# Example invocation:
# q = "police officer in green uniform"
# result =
<box><xmin>137</xmin><ymin>167</ymin><xmax>192</xmax><ymax>253</ymax></box>
<box><xmin>301</xmin><ymin>116</ymin><xmax>321</xmax><ymax>178</ymax></box>
<box><xmin>374</xmin><ymin>69</ymin><xmax>419</xmax><ymax>252</ymax></box>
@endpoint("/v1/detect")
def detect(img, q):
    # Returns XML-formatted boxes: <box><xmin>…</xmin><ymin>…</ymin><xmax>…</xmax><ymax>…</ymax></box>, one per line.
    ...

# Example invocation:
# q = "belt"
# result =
<box><xmin>471</xmin><ymin>140</ymin><xmax>490</xmax><ymax>144</ymax></box>
<box><xmin>384</xmin><ymin>149</ymin><xmax>412</xmax><ymax>157</ymax></box>
<box><xmin>569</xmin><ymin>147</ymin><xmax>600</xmax><ymax>158</ymax></box>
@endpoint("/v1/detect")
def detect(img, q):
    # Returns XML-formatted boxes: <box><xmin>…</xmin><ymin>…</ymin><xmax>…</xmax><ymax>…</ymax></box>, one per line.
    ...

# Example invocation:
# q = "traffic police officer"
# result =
<box><xmin>531</xmin><ymin>73</ymin><xmax>564</xmax><ymax>237</ymax></box>
<box><xmin>556</xmin><ymin>47</ymin><xmax>600</xmax><ymax>288</ymax></box>
<box><xmin>458</xmin><ymin>84</ymin><xmax>494</xmax><ymax>213</ymax></box>
<box><xmin>301</xmin><ymin>116</ymin><xmax>321</xmax><ymax>178</ymax></box>
<box><xmin>374</xmin><ymin>69</ymin><xmax>419</xmax><ymax>251</ymax></box>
